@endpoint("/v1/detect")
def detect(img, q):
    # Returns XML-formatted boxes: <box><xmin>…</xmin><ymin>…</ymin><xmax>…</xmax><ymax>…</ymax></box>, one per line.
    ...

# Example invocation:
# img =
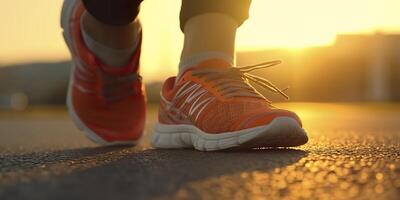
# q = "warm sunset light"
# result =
<box><xmin>238</xmin><ymin>0</ymin><xmax>400</xmax><ymax>49</ymax></box>
<box><xmin>0</xmin><ymin>0</ymin><xmax>399</xmax><ymax>81</ymax></box>
<box><xmin>1</xmin><ymin>1</ymin><xmax>400</xmax><ymax>198</ymax></box>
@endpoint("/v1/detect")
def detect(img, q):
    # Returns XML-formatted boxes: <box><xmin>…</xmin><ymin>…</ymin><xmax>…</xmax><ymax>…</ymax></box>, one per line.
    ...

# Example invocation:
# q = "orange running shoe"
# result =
<box><xmin>61</xmin><ymin>0</ymin><xmax>146</xmax><ymax>145</ymax></box>
<box><xmin>152</xmin><ymin>59</ymin><xmax>308</xmax><ymax>151</ymax></box>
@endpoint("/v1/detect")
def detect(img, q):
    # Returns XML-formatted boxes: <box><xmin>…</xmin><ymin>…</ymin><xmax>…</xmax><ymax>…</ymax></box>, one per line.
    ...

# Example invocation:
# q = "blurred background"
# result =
<box><xmin>1</xmin><ymin>0</ymin><xmax>399</xmax><ymax>110</ymax></box>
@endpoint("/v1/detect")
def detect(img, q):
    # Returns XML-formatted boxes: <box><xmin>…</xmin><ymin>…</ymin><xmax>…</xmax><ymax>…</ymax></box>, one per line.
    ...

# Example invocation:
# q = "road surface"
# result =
<box><xmin>0</xmin><ymin>103</ymin><xmax>399</xmax><ymax>200</ymax></box>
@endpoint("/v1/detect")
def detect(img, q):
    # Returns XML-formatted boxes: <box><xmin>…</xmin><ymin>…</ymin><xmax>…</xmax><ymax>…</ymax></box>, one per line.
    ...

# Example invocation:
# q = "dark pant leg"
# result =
<box><xmin>82</xmin><ymin>0</ymin><xmax>143</xmax><ymax>26</ymax></box>
<box><xmin>180</xmin><ymin>0</ymin><xmax>252</xmax><ymax>31</ymax></box>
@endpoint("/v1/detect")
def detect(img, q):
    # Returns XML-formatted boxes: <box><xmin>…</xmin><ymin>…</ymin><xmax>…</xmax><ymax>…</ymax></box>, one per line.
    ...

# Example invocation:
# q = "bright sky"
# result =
<box><xmin>0</xmin><ymin>0</ymin><xmax>399</xmax><ymax>81</ymax></box>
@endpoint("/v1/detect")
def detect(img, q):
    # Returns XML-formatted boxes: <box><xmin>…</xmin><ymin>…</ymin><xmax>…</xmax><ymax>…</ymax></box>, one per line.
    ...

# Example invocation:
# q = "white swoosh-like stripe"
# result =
<box><xmin>171</xmin><ymin>81</ymin><xmax>215</xmax><ymax>122</ymax></box>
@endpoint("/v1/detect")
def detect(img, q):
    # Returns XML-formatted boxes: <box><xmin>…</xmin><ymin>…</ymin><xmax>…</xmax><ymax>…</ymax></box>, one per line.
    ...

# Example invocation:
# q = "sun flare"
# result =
<box><xmin>0</xmin><ymin>0</ymin><xmax>399</xmax><ymax>81</ymax></box>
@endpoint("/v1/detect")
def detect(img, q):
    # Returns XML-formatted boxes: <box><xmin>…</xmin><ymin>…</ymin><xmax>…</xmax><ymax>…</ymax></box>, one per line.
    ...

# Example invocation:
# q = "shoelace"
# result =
<box><xmin>191</xmin><ymin>60</ymin><xmax>289</xmax><ymax>101</ymax></box>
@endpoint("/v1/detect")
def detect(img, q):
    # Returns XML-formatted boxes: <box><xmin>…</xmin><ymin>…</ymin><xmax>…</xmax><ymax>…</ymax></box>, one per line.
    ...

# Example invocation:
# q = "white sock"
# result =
<box><xmin>178</xmin><ymin>52</ymin><xmax>234</xmax><ymax>80</ymax></box>
<box><xmin>80</xmin><ymin>20</ymin><xmax>141</xmax><ymax>67</ymax></box>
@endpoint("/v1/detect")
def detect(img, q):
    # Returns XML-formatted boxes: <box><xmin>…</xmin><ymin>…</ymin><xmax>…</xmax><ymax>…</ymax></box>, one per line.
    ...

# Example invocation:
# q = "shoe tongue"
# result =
<box><xmin>177</xmin><ymin>58</ymin><xmax>232</xmax><ymax>82</ymax></box>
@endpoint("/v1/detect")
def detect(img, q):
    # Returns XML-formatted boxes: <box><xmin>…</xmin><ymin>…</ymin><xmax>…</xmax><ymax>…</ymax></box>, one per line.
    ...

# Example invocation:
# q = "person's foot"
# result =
<box><xmin>61</xmin><ymin>0</ymin><xmax>146</xmax><ymax>145</ymax></box>
<box><xmin>151</xmin><ymin>59</ymin><xmax>308</xmax><ymax>151</ymax></box>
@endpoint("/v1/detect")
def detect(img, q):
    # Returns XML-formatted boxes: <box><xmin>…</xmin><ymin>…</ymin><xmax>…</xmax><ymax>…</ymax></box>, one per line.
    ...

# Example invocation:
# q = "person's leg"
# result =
<box><xmin>81</xmin><ymin>0</ymin><xmax>143</xmax><ymax>67</ymax></box>
<box><xmin>178</xmin><ymin>0</ymin><xmax>251</xmax><ymax>76</ymax></box>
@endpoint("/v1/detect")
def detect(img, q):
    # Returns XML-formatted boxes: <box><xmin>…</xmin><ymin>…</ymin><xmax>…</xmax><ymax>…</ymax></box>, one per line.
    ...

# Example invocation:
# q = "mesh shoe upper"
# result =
<box><xmin>159</xmin><ymin>59</ymin><xmax>301</xmax><ymax>133</ymax></box>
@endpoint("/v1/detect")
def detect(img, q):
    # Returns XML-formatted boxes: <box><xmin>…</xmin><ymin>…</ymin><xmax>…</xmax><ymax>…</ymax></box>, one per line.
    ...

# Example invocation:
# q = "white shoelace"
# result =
<box><xmin>191</xmin><ymin>60</ymin><xmax>289</xmax><ymax>101</ymax></box>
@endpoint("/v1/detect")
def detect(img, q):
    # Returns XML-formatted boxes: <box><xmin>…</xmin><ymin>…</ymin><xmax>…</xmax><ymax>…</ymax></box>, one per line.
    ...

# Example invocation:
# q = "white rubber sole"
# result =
<box><xmin>61</xmin><ymin>0</ymin><xmax>138</xmax><ymax>146</ymax></box>
<box><xmin>151</xmin><ymin>117</ymin><xmax>308</xmax><ymax>151</ymax></box>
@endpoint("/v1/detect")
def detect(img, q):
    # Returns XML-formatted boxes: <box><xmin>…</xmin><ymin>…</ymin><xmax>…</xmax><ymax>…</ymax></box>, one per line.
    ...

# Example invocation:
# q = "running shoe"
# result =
<box><xmin>151</xmin><ymin>59</ymin><xmax>308</xmax><ymax>151</ymax></box>
<box><xmin>61</xmin><ymin>0</ymin><xmax>146</xmax><ymax>145</ymax></box>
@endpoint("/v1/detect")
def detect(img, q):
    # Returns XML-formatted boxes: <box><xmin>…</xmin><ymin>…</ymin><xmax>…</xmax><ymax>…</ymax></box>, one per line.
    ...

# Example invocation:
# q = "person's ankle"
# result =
<box><xmin>179</xmin><ymin>13</ymin><xmax>238</xmax><ymax>79</ymax></box>
<box><xmin>81</xmin><ymin>12</ymin><xmax>139</xmax><ymax>48</ymax></box>
<box><xmin>81</xmin><ymin>12</ymin><xmax>141</xmax><ymax>67</ymax></box>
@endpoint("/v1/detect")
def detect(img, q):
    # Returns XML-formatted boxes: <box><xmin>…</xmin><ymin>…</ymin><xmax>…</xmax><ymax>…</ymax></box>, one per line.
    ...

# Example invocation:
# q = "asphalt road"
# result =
<box><xmin>0</xmin><ymin>103</ymin><xmax>399</xmax><ymax>200</ymax></box>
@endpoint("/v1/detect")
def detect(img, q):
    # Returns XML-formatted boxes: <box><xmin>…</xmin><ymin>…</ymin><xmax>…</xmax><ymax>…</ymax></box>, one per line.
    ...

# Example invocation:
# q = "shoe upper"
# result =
<box><xmin>65</xmin><ymin>1</ymin><xmax>146</xmax><ymax>142</ymax></box>
<box><xmin>159</xmin><ymin>59</ymin><xmax>302</xmax><ymax>134</ymax></box>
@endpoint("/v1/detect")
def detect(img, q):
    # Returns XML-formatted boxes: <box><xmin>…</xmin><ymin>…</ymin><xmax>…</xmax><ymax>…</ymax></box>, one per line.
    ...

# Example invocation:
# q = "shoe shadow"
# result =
<box><xmin>0</xmin><ymin>147</ymin><xmax>307</xmax><ymax>200</ymax></box>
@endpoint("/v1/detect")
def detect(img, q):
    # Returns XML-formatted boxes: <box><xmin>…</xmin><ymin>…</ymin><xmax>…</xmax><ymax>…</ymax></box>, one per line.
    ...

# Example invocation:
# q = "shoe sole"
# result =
<box><xmin>151</xmin><ymin>117</ymin><xmax>308</xmax><ymax>151</ymax></box>
<box><xmin>61</xmin><ymin>0</ymin><xmax>139</xmax><ymax>146</ymax></box>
